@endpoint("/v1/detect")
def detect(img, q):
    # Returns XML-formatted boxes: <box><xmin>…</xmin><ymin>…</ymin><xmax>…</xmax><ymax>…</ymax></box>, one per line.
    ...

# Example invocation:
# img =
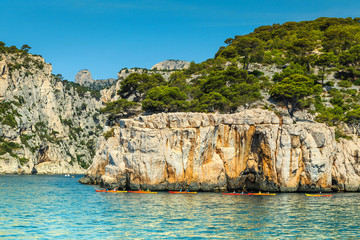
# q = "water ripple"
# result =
<box><xmin>1</xmin><ymin>175</ymin><xmax>360</xmax><ymax>239</ymax></box>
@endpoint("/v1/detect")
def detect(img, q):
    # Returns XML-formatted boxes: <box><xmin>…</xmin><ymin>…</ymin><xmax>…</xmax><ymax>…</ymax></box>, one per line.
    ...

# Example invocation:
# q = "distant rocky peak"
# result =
<box><xmin>75</xmin><ymin>69</ymin><xmax>93</xmax><ymax>85</ymax></box>
<box><xmin>151</xmin><ymin>60</ymin><xmax>190</xmax><ymax>70</ymax></box>
<box><xmin>75</xmin><ymin>69</ymin><xmax>117</xmax><ymax>91</ymax></box>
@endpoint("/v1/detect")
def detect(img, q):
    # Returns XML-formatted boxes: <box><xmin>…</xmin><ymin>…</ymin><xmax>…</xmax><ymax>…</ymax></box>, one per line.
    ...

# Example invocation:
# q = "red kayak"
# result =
<box><xmin>95</xmin><ymin>189</ymin><xmax>106</xmax><ymax>192</ymax></box>
<box><xmin>222</xmin><ymin>193</ymin><xmax>250</xmax><ymax>196</ymax></box>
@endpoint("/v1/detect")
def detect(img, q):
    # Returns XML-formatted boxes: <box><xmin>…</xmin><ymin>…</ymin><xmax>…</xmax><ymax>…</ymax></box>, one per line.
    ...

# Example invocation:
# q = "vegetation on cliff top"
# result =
<box><xmin>99</xmin><ymin>17</ymin><xmax>360</xmax><ymax>137</ymax></box>
<box><xmin>101</xmin><ymin>65</ymin><xmax>264</xmax><ymax>116</ymax></box>
<box><xmin>0</xmin><ymin>41</ymin><xmax>31</xmax><ymax>55</ymax></box>
<box><xmin>216</xmin><ymin>17</ymin><xmax>360</xmax><ymax>70</ymax></box>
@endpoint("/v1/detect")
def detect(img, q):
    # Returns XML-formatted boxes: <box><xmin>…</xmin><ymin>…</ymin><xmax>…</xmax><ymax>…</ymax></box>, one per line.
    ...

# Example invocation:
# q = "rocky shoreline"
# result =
<box><xmin>79</xmin><ymin>109</ymin><xmax>360</xmax><ymax>192</ymax></box>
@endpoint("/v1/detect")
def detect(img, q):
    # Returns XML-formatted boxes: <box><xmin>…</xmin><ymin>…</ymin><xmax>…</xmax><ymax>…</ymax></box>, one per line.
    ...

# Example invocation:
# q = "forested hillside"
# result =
<box><xmin>101</xmin><ymin>17</ymin><xmax>360</xmax><ymax>137</ymax></box>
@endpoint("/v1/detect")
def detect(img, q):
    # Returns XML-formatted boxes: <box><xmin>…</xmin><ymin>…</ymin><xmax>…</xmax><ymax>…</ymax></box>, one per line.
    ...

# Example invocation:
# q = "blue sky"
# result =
<box><xmin>2</xmin><ymin>0</ymin><xmax>360</xmax><ymax>81</ymax></box>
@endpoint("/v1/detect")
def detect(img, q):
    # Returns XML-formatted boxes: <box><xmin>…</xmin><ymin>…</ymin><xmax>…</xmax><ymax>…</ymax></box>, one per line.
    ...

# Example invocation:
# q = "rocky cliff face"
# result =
<box><xmin>81</xmin><ymin>109</ymin><xmax>360</xmax><ymax>192</ymax></box>
<box><xmin>0</xmin><ymin>53</ymin><xmax>105</xmax><ymax>174</ymax></box>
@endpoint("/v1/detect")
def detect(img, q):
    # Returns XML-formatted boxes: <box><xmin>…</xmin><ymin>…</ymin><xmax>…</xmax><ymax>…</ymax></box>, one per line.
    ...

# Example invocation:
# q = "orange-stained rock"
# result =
<box><xmin>84</xmin><ymin>109</ymin><xmax>360</xmax><ymax>192</ymax></box>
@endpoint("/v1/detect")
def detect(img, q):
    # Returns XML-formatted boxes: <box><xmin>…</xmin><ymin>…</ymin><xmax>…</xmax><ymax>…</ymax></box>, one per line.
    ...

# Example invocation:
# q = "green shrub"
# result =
<box><xmin>76</xmin><ymin>154</ymin><xmax>89</xmax><ymax>169</ymax></box>
<box><xmin>248</xmin><ymin>70</ymin><xmax>264</xmax><ymax>77</ymax></box>
<box><xmin>335</xmin><ymin>128</ymin><xmax>352</xmax><ymax>141</ymax></box>
<box><xmin>30</xmin><ymin>146</ymin><xmax>38</xmax><ymax>153</ymax></box>
<box><xmin>62</xmin><ymin>119</ymin><xmax>73</xmax><ymax>127</ymax></box>
<box><xmin>35</xmin><ymin>121</ymin><xmax>47</xmax><ymax>132</ymax></box>
<box><xmin>18</xmin><ymin>157</ymin><xmax>29</xmax><ymax>165</ymax></box>
<box><xmin>344</xmin><ymin>89</ymin><xmax>357</xmax><ymax>96</ymax></box>
<box><xmin>338</xmin><ymin>80</ymin><xmax>352</xmax><ymax>88</ymax></box>
<box><xmin>0</xmin><ymin>139</ymin><xmax>22</xmax><ymax>156</ymax></box>
<box><xmin>20</xmin><ymin>134</ymin><xmax>33</xmax><ymax>147</ymax></box>
<box><xmin>353</xmin><ymin>79</ymin><xmax>360</xmax><ymax>86</ymax></box>
<box><xmin>103</xmin><ymin>128</ymin><xmax>115</xmax><ymax>140</ymax></box>
<box><xmin>2</xmin><ymin>114</ymin><xmax>17</xmax><ymax>127</ymax></box>
<box><xmin>0</xmin><ymin>102</ymin><xmax>12</xmax><ymax>114</ymax></box>
<box><xmin>325</xmin><ymin>81</ymin><xmax>334</xmax><ymax>87</ymax></box>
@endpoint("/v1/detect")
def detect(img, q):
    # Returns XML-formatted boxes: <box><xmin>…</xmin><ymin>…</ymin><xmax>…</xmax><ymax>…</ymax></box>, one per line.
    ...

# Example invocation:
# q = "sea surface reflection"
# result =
<box><xmin>0</xmin><ymin>175</ymin><xmax>359</xmax><ymax>239</ymax></box>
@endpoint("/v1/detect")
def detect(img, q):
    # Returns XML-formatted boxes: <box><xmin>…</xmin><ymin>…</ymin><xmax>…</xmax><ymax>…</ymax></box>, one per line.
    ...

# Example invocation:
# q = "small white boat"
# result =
<box><xmin>65</xmin><ymin>174</ymin><xmax>70</xmax><ymax>177</ymax></box>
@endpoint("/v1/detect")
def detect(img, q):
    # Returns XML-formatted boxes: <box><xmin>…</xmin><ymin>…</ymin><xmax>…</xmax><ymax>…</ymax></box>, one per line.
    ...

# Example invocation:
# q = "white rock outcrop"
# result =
<box><xmin>75</xmin><ymin>69</ymin><xmax>117</xmax><ymax>90</ymax></box>
<box><xmin>75</xmin><ymin>69</ymin><xmax>93</xmax><ymax>86</ymax></box>
<box><xmin>83</xmin><ymin>109</ymin><xmax>360</xmax><ymax>192</ymax></box>
<box><xmin>151</xmin><ymin>60</ymin><xmax>190</xmax><ymax>71</ymax></box>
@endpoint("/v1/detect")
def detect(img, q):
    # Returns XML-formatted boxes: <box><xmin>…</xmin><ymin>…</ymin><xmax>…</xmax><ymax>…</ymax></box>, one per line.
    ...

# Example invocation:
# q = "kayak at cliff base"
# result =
<box><xmin>128</xmin><ymin>190</ymin><xmax>158</xmax><ymax>194</ymax></box>
<box><xmin>248</xmin><ymin>192</ymin><xmax>276</xmax><ymax>196</ymax></box>
<box><xmin>305</xmin><ymin>193</ymin><xmax>332</xmax><ymax>197</ymax></box>
<box><xmin>95</xmin><ymin>189</ymin><xmax>106</xmax><ymax>192</ymax></box>
<box><xmin>169</xmin><ymin>191</ymin><xmax>197</xmax><ymax>194</ymax></box>
<box><xmin>222</xmin><ymin>193</ymin><xmax>251</xmax><ymax>196</ymax></box>
<box><xmin>222</xmin><ymin>192</ymin><xmax>276</xmax><ymax>196</ymax></box>
<box><xmin>95</xmin><ymin>189</ymin><xmax>127</xmax><ymax>193</ymax></box>
<box><xmin>106</xmin><ymin>190</ymin><xmax>127</xmax><ymax>193</ymax></box>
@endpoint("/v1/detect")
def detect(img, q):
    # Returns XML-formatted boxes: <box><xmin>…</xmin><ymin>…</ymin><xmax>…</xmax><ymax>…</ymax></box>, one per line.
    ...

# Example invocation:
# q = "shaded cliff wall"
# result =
<box><xmin>82</xmin><ymin>109</ymin><xmax>360</xmax><ymax>192</ymax></box>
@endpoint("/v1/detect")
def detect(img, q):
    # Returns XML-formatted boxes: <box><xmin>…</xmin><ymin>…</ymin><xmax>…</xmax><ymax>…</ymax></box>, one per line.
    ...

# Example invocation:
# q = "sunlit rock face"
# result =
<box><xmin>75</xmin><ymin>69</ymin><xmax>93</xmax><ymax>86</ymax></box>
<box><xmin>332</xmin><ymin>139</ymin><xmax>360</xmax><ymax>192</ymax></box>
<box><xmin>0</xmin><ymin>53</ymin><xmax>105</xmax><ymax>174</ymax></box>
<box><xmin>82</xmin><ymin>109</ymin><xmax>360</xmax><ymax>192</ymax></box>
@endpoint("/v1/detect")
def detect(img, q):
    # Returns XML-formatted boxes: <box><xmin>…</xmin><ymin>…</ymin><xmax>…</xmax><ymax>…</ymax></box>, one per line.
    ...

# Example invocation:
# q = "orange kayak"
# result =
<box><xmin>169</xmin><ymin>191</ymin><xmax>197</xmax><ymax>194</ymax></box>
<box><xmin>248</xmin><ymin>192</ymin><xmax>276</xmax><ymax>196</ymax></box>
<box><xmin>128</xmin><ymin>191</ymin><xmax>157</xmax><ymax>194</ymax></box>
<box><xmin>222</xmin><ymin>193</ymin><xmax>250</xmax><ymax>196</ymax></box>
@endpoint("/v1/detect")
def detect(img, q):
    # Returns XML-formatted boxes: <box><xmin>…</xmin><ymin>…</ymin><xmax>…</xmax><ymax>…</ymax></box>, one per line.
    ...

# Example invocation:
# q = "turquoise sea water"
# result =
<box><xmin>0</xmin><ymin>175</ymin><xmax>359</xmax><ymax>239</ymax></box>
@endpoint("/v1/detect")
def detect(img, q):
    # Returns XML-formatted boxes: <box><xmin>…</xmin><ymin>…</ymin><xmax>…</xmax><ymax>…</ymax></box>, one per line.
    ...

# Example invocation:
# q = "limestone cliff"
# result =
<box><xmin>81</xmin><ymin>109</ymin><xmax>360</xmax><ymax>192</ymax></box>
<box><xmin>0</xmin><ymin>52</ymin><xmax>105</xmax><ymax>174</ymax></box>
